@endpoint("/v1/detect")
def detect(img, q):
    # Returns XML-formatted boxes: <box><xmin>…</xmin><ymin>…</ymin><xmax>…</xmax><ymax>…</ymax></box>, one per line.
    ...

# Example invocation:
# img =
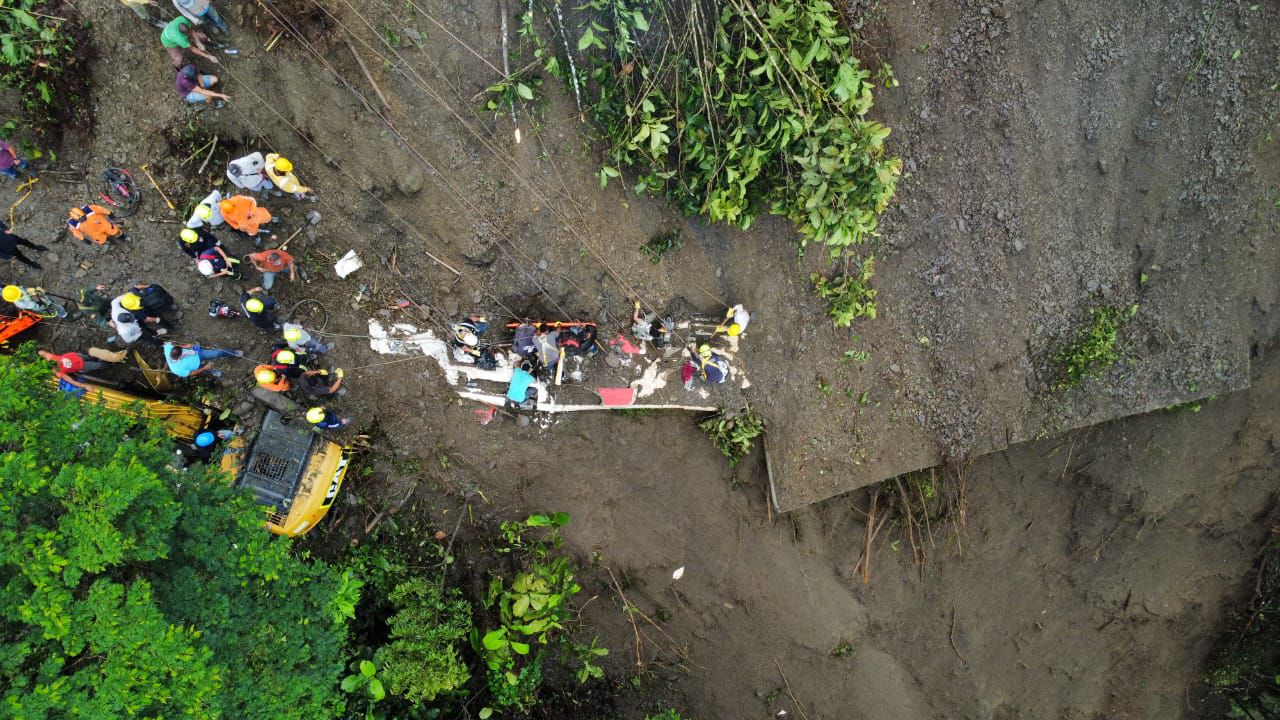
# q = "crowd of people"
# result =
<box><xmin>1</xmin><ymin>1</ymin><xmax>342</xmax><ymax>437</ymax></box>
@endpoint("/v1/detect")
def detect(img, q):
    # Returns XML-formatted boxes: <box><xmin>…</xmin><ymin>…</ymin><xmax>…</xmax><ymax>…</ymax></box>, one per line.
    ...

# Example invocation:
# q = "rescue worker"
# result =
<box><xmin>682</xmin><ymin>343</ymin><xmax>729</xmax><ymax>389</ymax></box>
<box><xmin>176</xmin><ymin>430</ymin><xmax>218</xmax><ymax>465</ymax></box>
<box><xmin>76</xmin><ymin>285</ymin><xmax>113</xmax><ymax>330</ymax></box>
<box><xmin>282</xmin><ymin>322</ymin><xmax>332</xmax><ymax>354</ymax></box>
<box><xmin>159</xmin><ymin>15</ymin><xmax>216</xmax><ymax>68</ymax></box>
<box><xmin>219</xmin><ymin>195</ymin><xmax>273</xmax><ymax>236</ymax></box>
<box><xmin>114</xmin><ymin>292</ymin><xmax>169</xmax><ymax>334</ymax></box>
<box><xmin>67</xmin><ymin>204</ymin><xmax>125</xmax><ymax>245</ymax></box>
<box><xmin>450</xmin><ymin>314</ymin><xmax>491</xmax><ymax>365</ymax></box>
<box><xmin>172</xmin><ymin>0</ymin><xmax>229</xmax><ymax>35</ymax></box>
<box><xmin>3</xmin><ymin>285</ymin><xmax>66</xmax><ymax>317</ymax></box>
<box><xmin>305</xmin><ymin>406</ymin><xmax>349</xmax><ymax>430</ymax></box>
<box><xmin>0</xmin><ymin>226</ymin><xmax>49</xmax><ymax>269</ymax></box>
<box><xmin>247</xmin><ymin>245</ymin><xmax>296</xmax><ymax>290</ymax></box>
<box><xmin>164</xmin><ymin>341</ymin><xmax>242</xmax><ymax>378</ymax></box>
<box><xmin>184</xmin><ymin>193</ymin><xmax>224</xmax><ymax>229</ymax></box>
<box><xmin>225</xmin><ymin>151</ymin><xmax>274</xmax><ymax>194</ymax></box>
<box><xmin>301</xmin><ymin>367</ymin><xmax>344</xmax><ymax>398</ymax></box>
<box><xmin>196</xmin><ymin>245</ymin><xmax>240</xmax><ymax>279</ymax></box>
<box><xmin>178</xmin><ymin>226</ymin><xmax>220</xmax><ymax>258</ymax></box>
<box><xmin>131</xmin><ymin>283</ymin><xmax>178</xmax><ymax>321</ymax></box>
<box><xmin>254</xmin><ymin>365</ymin><xmax>290</xmax><ymax>392</ymax></box>
<box><xmin>269</xmin><ymin>347</ymin><xmax>308</xmax><ymax>381</ymax></box>
<box><xmin>631</xmin><ymin>300</ymin><xmax>671</xmax><ymax>348</ymax></box>
<box><xmin>716</xmin><ymin>303</ymin><xmax>751</xmax><ymax>337</ymax></box>
<box><xmin>38</xmin><ymin>349</ymin><xmax>107</xmax><ymax>378</ymax></box>
<box><xmin>240</xmin><ymin>287</ymin><xmax>278</xmax><ymax>330</ymax></box>
<box><xmin>263</xmin><ymin>154</ymin><xmax>315</xmax><ymax>200</ymax></box>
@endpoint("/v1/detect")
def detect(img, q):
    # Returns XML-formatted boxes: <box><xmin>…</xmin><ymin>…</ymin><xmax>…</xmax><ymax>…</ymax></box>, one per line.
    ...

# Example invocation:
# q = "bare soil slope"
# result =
<box><xmin>4</xmin><ymin>1</ymin><xmax>1278</xmax><ymax>718</ymax></box>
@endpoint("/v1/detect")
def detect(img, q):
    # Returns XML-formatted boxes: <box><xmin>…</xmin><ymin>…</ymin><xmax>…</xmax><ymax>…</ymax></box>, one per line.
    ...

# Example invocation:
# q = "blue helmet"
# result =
<box><xmin>195</xmin><ymin>431</ymin><xmax>215</xmax><ymax>448</ymax></box>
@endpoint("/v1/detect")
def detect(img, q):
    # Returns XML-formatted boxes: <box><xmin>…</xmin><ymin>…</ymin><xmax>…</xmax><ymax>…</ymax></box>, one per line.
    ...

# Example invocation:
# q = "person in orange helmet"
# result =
<box><xmin>219</xmin><ymin>195</ymin><xmax>273</xmax><ymax>236</ymax></box>
<box><xmin>67</xmin><ymin>204</ymin><xmax>126</xmax><ymax>245</ymax></box>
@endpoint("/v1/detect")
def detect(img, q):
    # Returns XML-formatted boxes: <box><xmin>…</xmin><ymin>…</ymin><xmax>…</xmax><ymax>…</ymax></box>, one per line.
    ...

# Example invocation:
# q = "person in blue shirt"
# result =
<box><xmin>164</xmin><ymin>341</ymin><xmax>243</xmax><ymax>378</ymax></box>
<box><xmin>306</xmin><ymin>406</ymin><xmax>348</xmax><ymax>430</ymax></box>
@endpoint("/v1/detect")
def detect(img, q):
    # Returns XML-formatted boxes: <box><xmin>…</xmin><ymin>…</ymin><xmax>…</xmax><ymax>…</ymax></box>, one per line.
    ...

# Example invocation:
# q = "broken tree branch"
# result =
<box><xmin>344</xmin><ymin>38</ymin><xmax>391</xmax><ymax>114</ymax></box>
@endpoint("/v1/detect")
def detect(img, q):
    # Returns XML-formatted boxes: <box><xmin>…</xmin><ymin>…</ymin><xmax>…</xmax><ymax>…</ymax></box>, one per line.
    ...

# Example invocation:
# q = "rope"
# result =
<box><xmin>253</xmin><ymin>0</ymin><xmax>580</xmax><ymax>322</ymax></box>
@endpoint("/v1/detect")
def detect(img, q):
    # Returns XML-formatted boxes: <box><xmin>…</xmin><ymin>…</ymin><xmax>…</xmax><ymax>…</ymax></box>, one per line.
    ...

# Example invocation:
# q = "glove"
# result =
<box><xmin>335</xmin><ymin>368</ymin><xmax>344</xmax><ymax>379</ymax></box>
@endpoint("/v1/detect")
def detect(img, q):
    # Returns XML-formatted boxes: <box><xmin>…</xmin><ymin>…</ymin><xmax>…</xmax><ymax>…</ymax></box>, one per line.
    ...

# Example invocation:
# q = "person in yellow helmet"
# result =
<box><xmin>254</xmin><ymin>364</ymin><xmax>290</xmax><ymax>392</ymax></box>
<box><xmin>305</xmin><ymin>406</ymin><xmax>348</xmax><ymax>430</ymax></box>
<box><xmin>4</xmin><ymin>285</ymin><xmax>67</xmax><ymax>317</ymax></box>
<box><xmin>715</xmin><ymin>303</ymin><xmax>751</xmax><ymax>337</ymax></box>
<box><xmin>177</xmin><ymin>225</ymin><xmax>220</xmax><ymax>258</ymax></box>
<box><xmin>184</xmin><ymin>189</ymin><xmax>224</xmax><ymax>229</ymax></box>
<box><xmin>264</xmin><ymin>153</ymin><xmax>315</xmax><ymax>201</ymax></box>
<box><xmin>681</xmin><ymin>341</ymin><xmax>729</xmax><ymax>389</ymax></box>
<box><xmin>240</xmin><ymin>287</ymin><xmax>278</xmax><ymax>330</ymax></box>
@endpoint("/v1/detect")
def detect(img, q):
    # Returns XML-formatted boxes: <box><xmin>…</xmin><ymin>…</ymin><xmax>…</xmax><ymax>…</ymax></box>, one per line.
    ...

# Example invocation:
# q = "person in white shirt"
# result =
<box><xmin>226</xmin><ymin>152</ymin><xmax>275</xmax><ymax>194</ymax></box>
<box><xmin>717</xmin><ymin>303</ymin><xmax>751</xmax><ymax>337</ymax></box>
<box><xmin>185</xmin><ymin>188</ymin><xmax>224</xmax><ymax>228</ymax></box>
<box><xmin>172</xmin><ymin>0</ymin><xmax>228</xmax><ymax>34</ymax></box>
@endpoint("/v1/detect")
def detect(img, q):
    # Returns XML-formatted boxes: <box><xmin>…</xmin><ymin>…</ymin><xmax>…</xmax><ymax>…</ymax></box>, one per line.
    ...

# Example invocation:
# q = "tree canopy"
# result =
<box><xmin>0</xmin><ymin>349</ymin><xmax>351</xmax><ymax>719</ymax></box>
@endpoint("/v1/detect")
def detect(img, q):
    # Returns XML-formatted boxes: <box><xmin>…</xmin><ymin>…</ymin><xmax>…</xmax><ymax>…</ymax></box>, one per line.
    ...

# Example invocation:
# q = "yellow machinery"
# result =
<box><xmin>63</xmin><ymin>377</ymin><xmax>348</xmax><ymax>537</ymax></box>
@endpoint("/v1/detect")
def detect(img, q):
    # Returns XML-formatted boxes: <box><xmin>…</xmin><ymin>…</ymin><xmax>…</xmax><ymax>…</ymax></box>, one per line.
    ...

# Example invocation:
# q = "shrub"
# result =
<box><xmin>812</xmin><ymin>255</ymin><xmax>877</xmax><ymax>327</ymax></box>
<box><xmin>1051</xmin><ymin>304</ymin><xmax>1137</xmax><ymax>390</ymax></box>
<box><xmin>700</xmin><ymin>409</ymin><xmax>766</xmax><ymax>466</ymax></box>
<box><xmin>376</xmin><ymin>578</ymin><xmax>473</xmax><ymax>704</ymax></box>
<box><xmin>0</xmin><ymin>347</ymin><xmax>351</xmax><ymax>718</ymax></box>
<box><xmin>0</xmin><ymin>1</ymin><xmax>92</xmax><ymax>141</ymax></box>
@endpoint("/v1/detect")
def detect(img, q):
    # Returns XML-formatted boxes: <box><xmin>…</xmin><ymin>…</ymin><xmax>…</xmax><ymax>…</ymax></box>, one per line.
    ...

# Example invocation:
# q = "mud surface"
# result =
<box><xmin>4</xmin><ymin>0</ymin><xmax>1279</xmax><ymax>717</ymax></box>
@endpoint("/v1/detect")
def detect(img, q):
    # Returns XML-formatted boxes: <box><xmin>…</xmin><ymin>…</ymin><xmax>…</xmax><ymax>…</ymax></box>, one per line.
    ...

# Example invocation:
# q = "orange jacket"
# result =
<box><xmin>220</xmin><ymin>196</ymin><xmax>272</xmax><ymax>235</ymax></box>
<box><xmin>68</xmin><ymin>204</ymin><xmax>122</xmax><ymax>245</ymax></box>
<box><xmin>253</xmin><ymin>364</ymin><xmax>291</xmax><ymax>392</ymax></box>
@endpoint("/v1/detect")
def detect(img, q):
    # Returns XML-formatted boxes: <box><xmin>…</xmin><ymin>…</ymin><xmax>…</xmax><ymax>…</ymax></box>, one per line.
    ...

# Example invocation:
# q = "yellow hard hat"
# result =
<box><xmin>180</xmin><ymin>228</ymin><xmax>198</xmax><ymax>243</ymax></box>
<box><xmin>305</xmin><ymin>407</ymin><xmax>326</xmax><ymax>424</ymax></box>
<box><xmin>194</xmin><ymin>204</ymin><xmax>213</xmax><ymax>220</ymax></box>
<box><xmin>698</xmin><ymin>344</ymin><xmax>712</xmax><ymax>359</ymax></box>
<box><xmin>255</xmin><ymin>368</ymin><xmax>277</xmax><ymax>384</ymax></box>
<box><xmin>283</xmin><ymin>327</ymin><xmax>302</xmax><ymax>342</ymax></box>
<box><xmin>2</xmin><ymin>285</ymin><xmax>22</xmax><ymax>303</ymax></box>
<box><xmin>273</xmin><ymin>157</ymin><xmax>293</xmax><ymax>173</ymax></box>
<box><xmin>245</xmin><ymin>298</ymin><xmax>264</xmax><ymax>313</ymax></box>
<box><xmin>727</xmin><ymin>323</ymin><xmax>742</xmax><ymax>337</ymax></box>
<box><xmin>275</xmin><ymin>349</ymin><xmax>296</xmax><ymax>365</ymax></box>
<box><xmin>120</xmin><ymin>293</ymin><xmax>142</xmax><ymax>311</ymax></box>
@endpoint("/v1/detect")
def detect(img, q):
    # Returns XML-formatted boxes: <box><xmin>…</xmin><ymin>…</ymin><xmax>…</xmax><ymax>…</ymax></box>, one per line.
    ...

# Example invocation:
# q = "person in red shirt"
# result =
<box><xmin>38</xmin><ymin>349</ymin><xmax>107</xmax><ymax>377</ymax></box>
<box><xmin>247</xmin><ymin>244</ymin><xmax>296</xmax><ymax>290</ymax></box>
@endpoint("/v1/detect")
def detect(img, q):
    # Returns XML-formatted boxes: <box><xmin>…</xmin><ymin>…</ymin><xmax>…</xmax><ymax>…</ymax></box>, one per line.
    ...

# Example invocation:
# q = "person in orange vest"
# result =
<box><xmin>67</xmin><ymin>204</ymin><xmax>126</xmax><ymax>245</ymax></box>
<box><xmin>254</xmin><ymin>365</ymin><xmax>291</xmax><ymax>392</ymax></box>
<box><xmin>219</xmin><ymin>195</ymin><xmax>273</xmax><ymax>237</ymax></box>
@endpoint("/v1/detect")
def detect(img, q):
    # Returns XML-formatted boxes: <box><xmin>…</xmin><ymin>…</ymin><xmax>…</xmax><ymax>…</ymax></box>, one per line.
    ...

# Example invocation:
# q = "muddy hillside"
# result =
<box><xmin>2</xmin><ymin>0</ymin><xmax>1278</xmax><ymax>717</ymax></box>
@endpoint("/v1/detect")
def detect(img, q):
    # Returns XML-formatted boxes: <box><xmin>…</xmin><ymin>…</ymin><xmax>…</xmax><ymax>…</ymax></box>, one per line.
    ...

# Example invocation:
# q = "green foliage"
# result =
<box><xmin>341</xmin><ymin>659</ymin><xmax>387</xmax><ymax>704</ymax></box>
<box><xmin>1051</xmin><ymin>304</ymin><xmax>1137</xmax><ymax>390</ymax></box>
<box><xmin>1206</xmin><ymin>533</ymin><xmax>1280</xmax><ymax>717</ymax></box>
<box><xmin>0</xmin><ymin>347</ymin><xmax>351</xmax><ymax>719</ymax></box>
<box><xmin>811</xmin><ymin>255</ymin><xmax>877</xmax><ymax>327</ymax></box>
<box><xmin>640</xmin><ymin>229</ymin><xmax>683</xmax><ymax>263</ymax></box>
<box><xmin>517</xmin><ymin>0</ymin><xmax>899</xmax><ymax>257</ymax></box>
<box><xmin>645</xmin><ymin>712</ymin><xmax>689</xmax><ymax>720</ymax></box>
<box><xmin>699</xmin><ymin>409</ymin><xmax>766</xmax><ymax>466</ymax></box>
<box><xmin>375</xmin><ymin>578</ymin><xmax>472</xmax><ymax>704</ymax></box>
<box><xmin>0</xmin><ymin>1</ymin><xmax>89</xmax><ymax>137</ymax></box>
<box><xmin>474</xmin><ymin>514</ymin><xmax>584</xmax><ymax>710</ymax></box>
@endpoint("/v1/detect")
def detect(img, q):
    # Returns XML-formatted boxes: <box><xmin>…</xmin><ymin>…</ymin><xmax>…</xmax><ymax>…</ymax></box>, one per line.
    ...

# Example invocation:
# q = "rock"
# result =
<box><xmin>890</xmin><ymin>363</ymin><xmax>902</xmax><ymax>374</ymax></box>
<box><xmin>306</xmin><ymin>211</ymin><xmax>322</xmax><ymax>225</ymax></box>
<box><xmin>1098</xmin><ymin>158</ymin><xmax>1108</xmax><ymax>174</ymax></box>
<box><xmin>74</xmin><ymin>269</ymin><xmax>87</xmax><ymax>279</ymax></box>
<box><xmin>536</xmin><ymin>258</ymin><xmax>549</xmax><ymax>271</ymax></box>
<box><xmin>1013</xmin><ymin>238</ymin><xmax>1026</xmax><ymax>253</ymax></box>
<box><xmin>906</xmin><ymin>158</ymin><xmax>918</xmax><ymax>173</ymax></box>
<box><xmin>44</xmin><ymin>252</ymin><xmax>59</xmax><ymax>264</ymax></box>
<box><xmin>1087</xmin><ymin>279</ymin><xmax>1099</xmax><ymax>292</ymax></box>
<box><xmin>402</xmin><ymin>27</ymin><xmax>422</xmax><ymax>44</ymax></box>
<box><xmin>443</xmin><ymin>297</ymin><xmax>460</xmax><ymax>316</ymax></box>
<box><xmin>398</xmin><ymin>164</ymin><xmax>424</xmax><ymax>196</ymax></box>
<box><xmin>516</xmin><ymin>414</ymin><xmax>531</xmax><ymax>427</ymax></box>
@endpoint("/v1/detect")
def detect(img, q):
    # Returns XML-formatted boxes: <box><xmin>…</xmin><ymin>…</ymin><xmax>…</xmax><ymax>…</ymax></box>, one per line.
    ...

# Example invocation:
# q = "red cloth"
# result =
<box><xmin>681</xmin><ymin>361</ymin><xmax>696</xmax><ymax>384</ymax></box>
<box><xmin>57</xmin><ymin>353</ymin><xmax>84</xmax><ymax>373</ymax></box>
<box><xmin>596</xmin><ymin>387</ymin><xmax>635</xmax><ymax>406</ymax></box>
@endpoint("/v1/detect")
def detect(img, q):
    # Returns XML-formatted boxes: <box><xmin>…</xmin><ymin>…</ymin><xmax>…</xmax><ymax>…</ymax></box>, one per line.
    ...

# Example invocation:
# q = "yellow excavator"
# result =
<box><xmin>58</xmin><ymin>374</ymin><xmax>349</xmax><ymax>537</ymax></box>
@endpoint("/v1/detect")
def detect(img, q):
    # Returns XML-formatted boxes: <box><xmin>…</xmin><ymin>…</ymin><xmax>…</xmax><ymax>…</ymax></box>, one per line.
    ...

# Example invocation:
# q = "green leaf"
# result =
<box><xmin>510</xmin><ymin>640</ymin><xmax>530</xmax><ymax>655</ymax></box>
<box><xmin>360</xmin><ymin>659</ymin><xmax>376</xmax><ymax>677</ymax></box>
<box><xmin>516</xmin><ymin>82</ymin><xmax>534</xmax><ymax>100</ymax></box>
<box><xmin>342</xmin><ymin>674</ymin><xmax>363</xmax><ymax>693</ymax></box>
<box><xmin>479</xmin><ymin>709</ymin><xmax>494</xmax><ymax>720</ymax></box>
<box><xmin>512</xmin><ymin>594</ymin><xmax>530</xmax><ymax>617</ymax></box>
<box><xmin>368</xmin><ymin>677</ymin><xmax>385</xmax><ymax>701</ymax></box>
<box><xmin>578</xmin><ymin>27</ymin><xmax>595</xmax><ymax>51</ymax></box>
<box><xmin>482</xmin><ymin>628</ymin><xmax>507</xmax><ymax>650</ymax></box>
